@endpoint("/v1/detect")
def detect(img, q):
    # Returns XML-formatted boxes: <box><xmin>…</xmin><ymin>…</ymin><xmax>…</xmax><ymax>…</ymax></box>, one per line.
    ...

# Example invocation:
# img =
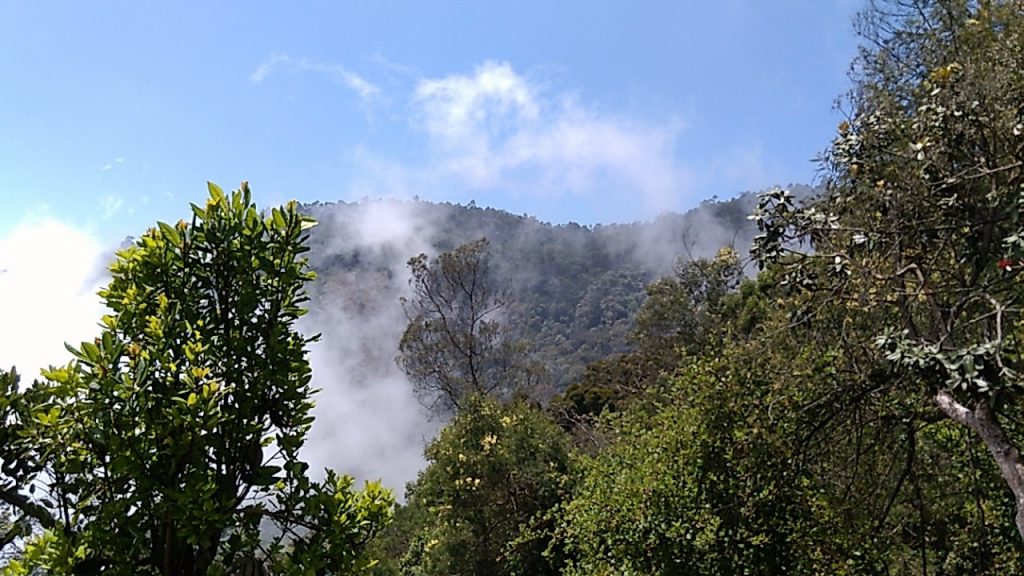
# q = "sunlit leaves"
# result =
<box><xmin>0</xmin><ymin>182</ymin><xmax>391</xmax><ymax>575</ymax></box>
<box><xmin>401</xmin><ymin>397</ymin><xmax>571</xmax><ymax>576</ymax></box>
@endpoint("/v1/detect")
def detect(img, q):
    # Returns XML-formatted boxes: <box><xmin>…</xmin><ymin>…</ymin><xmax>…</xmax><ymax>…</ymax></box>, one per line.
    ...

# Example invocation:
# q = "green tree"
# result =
<box><xmin>752</xmin><ymin>0</ymin><xmax>1024</xmax><ymax>542</ymax></box>
<box><xmin>398</xmin><ymin>239</ymin><xmax>544</xmax><ymax>414</ymax></box>
<box><xmin>363</xmin><ymin>501</ymin><xmax>431</xmax><ymax>576</ymax></box>
<box><xmin>399</xmin><ymin>397</ymin><xmax>572</xmax><ymax>576</ymax></box>
<box><xmin>633</xmin><ymin>246</ymin><xmax>742</xmax><ymax>359</ymax></box>
<box><xmin>556</xmin><ymin>353</ymin><xmax>826</xmax><ymax>576</ymax></box>
<box><xmin>0</xmin><ymin>183</ymin><xmax>392</xmax><ymax>576</ymax></box>
<box><xmin>0</xmin><ymin>367</ymin><xmax>45</xmax><ymax>560</ymax></box>
<box><xmin>555</xmin><ymin>248</ymin><xmax>743</xmax><ymax>427</ymax></box>
<box><xmin>558</xmin><ymin>249</ymin><xmax>1024</xmax><ymax>572</ymax></box>
<box><xmin>728</xmin><ymin>275</ymin><xmax>1024</xmax><ymax>573</ymax></box>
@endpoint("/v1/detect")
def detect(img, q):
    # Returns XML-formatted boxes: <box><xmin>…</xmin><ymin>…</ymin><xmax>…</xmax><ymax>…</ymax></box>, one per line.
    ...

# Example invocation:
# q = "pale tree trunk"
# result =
<box><xmin>933</xmin><ymin>390</ymin><xmax>1024</xmax><ymax>541</ymax></box>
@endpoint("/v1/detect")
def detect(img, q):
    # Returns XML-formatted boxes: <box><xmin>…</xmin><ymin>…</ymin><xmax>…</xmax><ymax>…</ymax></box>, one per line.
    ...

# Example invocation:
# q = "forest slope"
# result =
<box><xmin>300</xmin><ymin>187</ymin><xmax>809</xmax><ymax>392</ymax></box>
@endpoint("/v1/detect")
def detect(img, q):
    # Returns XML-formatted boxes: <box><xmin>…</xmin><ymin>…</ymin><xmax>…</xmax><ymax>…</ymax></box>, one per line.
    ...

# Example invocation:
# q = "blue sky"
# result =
<box><xmin>1</xmin><ymin>1</ymin><xmax>859</xmax><ymax>240</ymax></box>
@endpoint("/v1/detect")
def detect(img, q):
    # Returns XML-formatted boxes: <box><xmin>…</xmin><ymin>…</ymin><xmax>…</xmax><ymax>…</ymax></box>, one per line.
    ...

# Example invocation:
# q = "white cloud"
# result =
<box><xmin>406</xmin><ymin>61</ymin><xmax>689</xmax><ymax>214</ymax></box>
<box><xmin>250</xmin><ymin>53</ymin><xmax>379</xmax><ymax>101</ymax></box>
<box><xmin>0</xmin><ymin>218</ymin><xmax>108</xmax><ymax>378</ymax></box>
<box><xmin>415</xmin><ymin>61</ymin><xmax>538</xmax><ymax>143</ymax></box>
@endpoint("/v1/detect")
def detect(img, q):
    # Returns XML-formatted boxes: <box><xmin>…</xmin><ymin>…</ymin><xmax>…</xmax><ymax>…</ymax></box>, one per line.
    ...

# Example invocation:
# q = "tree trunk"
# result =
<box><xmin>933</xmin><ymin>390</ymin><xmax>1024</xmax><ymax>542</ymax></box>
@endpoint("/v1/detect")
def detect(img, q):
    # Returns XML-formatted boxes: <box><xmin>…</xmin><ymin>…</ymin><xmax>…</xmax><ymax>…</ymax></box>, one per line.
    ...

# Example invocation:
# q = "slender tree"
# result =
<box><xmin>398</xmin><ymin>239</ymin><xmax>543</xmax><ymax>414</ymax></box>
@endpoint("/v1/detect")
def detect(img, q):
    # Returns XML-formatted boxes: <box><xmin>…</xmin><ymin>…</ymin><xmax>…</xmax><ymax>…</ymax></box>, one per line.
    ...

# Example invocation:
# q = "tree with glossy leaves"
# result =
<box><xmin>399</xmin><ymin>396</ymin><xmax>572</xmax><ymax>576</ymax></box>
<box><xmin>0</xmin><ymin>183</ymin><xmax>393</xmax><ymax>576</ymax></box>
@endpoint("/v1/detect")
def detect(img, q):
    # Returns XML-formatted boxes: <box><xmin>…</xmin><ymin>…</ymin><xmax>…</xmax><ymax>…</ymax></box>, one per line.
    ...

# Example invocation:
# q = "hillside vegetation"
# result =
<box><xmin>301</xmin><ymin>188</ymin><xmax>789</xmax><ymax>392</ymax></box>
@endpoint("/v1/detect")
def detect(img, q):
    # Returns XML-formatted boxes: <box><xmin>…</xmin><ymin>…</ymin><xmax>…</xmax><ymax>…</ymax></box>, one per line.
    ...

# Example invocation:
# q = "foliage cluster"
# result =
<box><xmin>396</xmin><ymin>397</ymin><xmax>571</xmax><ymax>576</ymax></box>
<box><xmin>1</xmin><ymin>184</ymin><xmax>392</xmax><ymax>576</ymax></box>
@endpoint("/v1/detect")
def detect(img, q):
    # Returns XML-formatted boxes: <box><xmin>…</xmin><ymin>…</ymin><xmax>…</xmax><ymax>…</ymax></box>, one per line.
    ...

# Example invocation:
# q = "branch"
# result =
<box><xmin>0</xmin><ymin>487</ymin><xmax>55</xmax><ymax>530</ymax></box>
<box><xmin>932</xmin><ymin>389</ymin><xmax>973</xmax><ymax>428</ymax></box>
<box><xmin>933</xmin><ymin>390</ymin><xmax>1024</xmax><ymax>541</ymax></box>
<box><xmin>0</xmin><ymin>515</ymin><xmax>27</xmax><ymax>551</ymax></box>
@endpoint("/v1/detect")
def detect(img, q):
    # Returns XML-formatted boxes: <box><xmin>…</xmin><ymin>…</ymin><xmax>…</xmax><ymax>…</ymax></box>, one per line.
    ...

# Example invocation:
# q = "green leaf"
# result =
<box><xmin>207</xmin><ymin>181</ymin><xmax>225</xmax><ymax>202</ymax></box>
<box><xmin>65</xmin><ymin>341</ymin><xmax>82</xmax><ymax>358</ymax></box>
<box><xmin>254</xmin><ymin>465</ymin><xmax>282</xmax><ymax>486</ymax></box>
<box><xmin>158</xmin><ymin>221</ymin><xmax>182</xmax><ymax>247</ymax></box>
<box><xmin>272</xmin><ymin>207</ymin><xmax>286</xmax><ymax>230</ymax></box>
<box><xmin>80</xmin><ymin>341</ymin><xmax>101</xmax><ymax>363</ymax></box>
<box><xmin>190</xmin><ymin>202</ymin><xmax>207</xmax><ymax>219</ymax></box>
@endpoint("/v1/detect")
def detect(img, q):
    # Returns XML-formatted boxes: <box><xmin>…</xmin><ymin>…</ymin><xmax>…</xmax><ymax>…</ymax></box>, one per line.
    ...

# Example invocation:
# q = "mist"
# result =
<box><xmin>298</xmin><ymin>200</ymin><xmax>445</xmax><ymax>494</ymax></box>
<box><xmin>0</xmin><ymin>217</ymin><xmax>109</xmax><ymax>379</ymax></box>
<box><xmin>0</xmin><ymin>192</ymin><xmax>774</xmax><ymax>497</ymax></box>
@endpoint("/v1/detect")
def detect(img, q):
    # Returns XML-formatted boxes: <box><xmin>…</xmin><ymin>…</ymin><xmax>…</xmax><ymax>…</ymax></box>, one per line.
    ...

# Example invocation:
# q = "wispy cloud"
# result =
<box><xmin>100</xmin><ymin>156</ymin><xmax>124</xmax><ymax>171</ymax></box>
<box><xmin>365</xmin><ymin>61</ymin><xmax>691</xmax><ymax>217</ymax></box>
<box><xmin>101</xmin><ymin>194</ymin><xmax>124</xmax><ymax>218</ymax></box>
<box><xmin>249</xmin><ymin>53</ymin><xmax>290</xmax><ymax>84</ymax></box>
<box><xmin>250</xmin><ymin>53</ymin><xmax>380</xmax><ymax>101</ymax></box>
<box><xmin>708</xmin><ymin>142</ymin><xmax>773</xmax><ymax>192</ymax></box>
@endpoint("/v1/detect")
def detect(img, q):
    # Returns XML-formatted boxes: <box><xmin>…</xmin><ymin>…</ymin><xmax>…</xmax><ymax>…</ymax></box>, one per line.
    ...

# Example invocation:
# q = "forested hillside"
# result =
<box><xmin>301</xmin><ymin>187</ymin><xmax>795</xmax><ymax>392</ymax></box>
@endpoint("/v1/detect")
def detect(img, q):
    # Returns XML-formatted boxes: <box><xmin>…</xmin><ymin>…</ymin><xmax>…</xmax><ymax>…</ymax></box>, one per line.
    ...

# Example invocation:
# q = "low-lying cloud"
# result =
<box><xmin>298</xmin><ymin>201</ymin><xmax>443</xmax><ymax>494</ymax></box>
<box><xmin>0</xmin><ymin>217</ymin><xmax>108</xmax><ymax>378</ymax></box>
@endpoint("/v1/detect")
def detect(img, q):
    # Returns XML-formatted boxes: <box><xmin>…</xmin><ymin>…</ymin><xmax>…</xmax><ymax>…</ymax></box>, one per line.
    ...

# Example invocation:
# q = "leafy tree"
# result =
<box><xmin>363</xmin><ymin>501</ymin><xmax>431</xmax><ymax>576</ymax></box>
<box><xmin>399</xmin><ymin>397</ymin><xmax>572</xmax><ymax>576</ymax></box>
<box><xmin>730</xmin><ymin>274</ymin><xmax>1024</xmax><ymax>573</ymax></box>
<box><xmin>0</xmin><ymin>183</ymin><xmax>393</xmax><ymax>576</ymax></box>
<box><xmin>557</xmin><ymin>243</ymin><xmax>1024</xmax><ymax>573</ymax></box>
<box><xmin>752</xmin><ymin>0</ymin><xmax>1024</xmax><ymax>541</ymax></box>
<box><xmin>0</xmin><ymin>368</ymin><xmax>44</xmax><ymax>560</ymax></box>
<box><xmin>398</xmin><ymin>239</ymin><xmax>544</xmax><ymax>414</ymax></box>
<box><xmin>556</xmin><ymin>353</ymin><xmax>826</xmax><ymax>576</ymax></box>
<box><xmin>633</xmin><ymin>246</ymin><xmax>742</xmax><ymax>359</ymax></box>
<box><xmin>749</xmin><ymin>0</ymin><xmax>1024</xmax><ymax>541</ymax></box>
<box><xmin>555</xmin><ymin>248</ymin><xmax>743</xmax><ymax>426</ymax></box>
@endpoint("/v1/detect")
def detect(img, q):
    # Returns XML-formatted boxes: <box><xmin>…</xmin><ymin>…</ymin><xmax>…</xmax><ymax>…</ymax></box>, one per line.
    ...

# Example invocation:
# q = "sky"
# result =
<box><xmin>1</xmin><ymin>1</ymin><xmax>860</xmax><ymax>241</ymax></box>
<box><xmin>0</xmin><ymin>1</ymin><xmax>863</xmax><ymax>486</ymax></box>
